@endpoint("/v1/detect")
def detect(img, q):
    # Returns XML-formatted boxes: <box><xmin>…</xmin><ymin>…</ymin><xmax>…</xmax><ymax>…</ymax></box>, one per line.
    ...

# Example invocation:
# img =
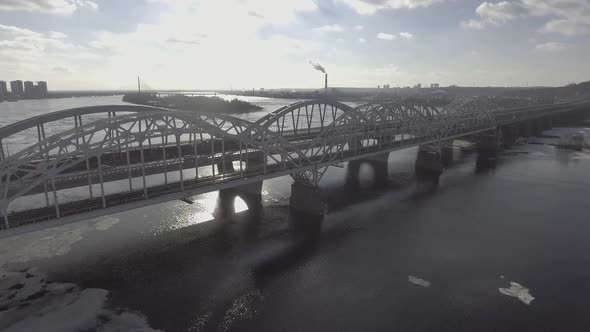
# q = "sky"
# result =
<box><xmin>0</xmin><ymin>0</ymin><xmax>589</xmax><ymax>90</ymax></box>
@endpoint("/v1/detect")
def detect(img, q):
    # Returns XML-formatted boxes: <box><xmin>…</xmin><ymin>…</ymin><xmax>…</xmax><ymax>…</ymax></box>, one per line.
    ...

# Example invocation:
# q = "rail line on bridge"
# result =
<box><xmin>0</xmin><ymin>97</ymin><xmax>588</xmax><ymax>237</ymax></box>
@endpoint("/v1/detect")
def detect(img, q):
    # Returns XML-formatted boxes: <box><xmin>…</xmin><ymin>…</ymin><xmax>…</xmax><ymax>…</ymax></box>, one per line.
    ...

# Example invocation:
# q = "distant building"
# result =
<box><xmin>10</xmin><ymin>80</ymin><xmax>23</xmax><ymax>95</ymax></box>
<box><xmin>414</xmin><ymin>83</ymin><xmax>422</xmax><ymax>89</ymax></box>
<box><xmin>383</xmin><ymin>84</ymin><xmax>390</xmax><ymax>89</ymax></box>
<box><xmin>430</xmin><ymin>83</ymin><xmax>440</xmax><ymax>88</ymax></box>
<box><xmin>24</xmin><ymin>81</ymin><xmax>34</xmax><ymax>96</ymax></box>
<box><xmin>378</xmin><ymin>85</ymin><xmax>381</xmax><ymax>89</ymax></box>
<box><xmin>37</xmin><ymin>81</ymin><xmax>48</xmax><ymax>95</ymax></box>
<box><xmin>0</xmin><ymin>81</ymin><xmax>7</xmax><ymax>96</ymax></box>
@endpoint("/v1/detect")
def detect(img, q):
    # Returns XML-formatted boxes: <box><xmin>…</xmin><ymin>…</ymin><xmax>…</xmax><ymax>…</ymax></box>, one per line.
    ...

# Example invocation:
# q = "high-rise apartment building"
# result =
<box><xmin>0</xmin><ymin>81</ymin><xmax>7</xmax><ymax>96</ymax></box>
<box><xmin>10</xmin><ymin>80</ymin><xmax>23</xmax><ymax>95</ymax></box>
<box><xmin>24</xmin><ymin>81</ymin><xmax>35</xmax><ymax>96</ymax></box>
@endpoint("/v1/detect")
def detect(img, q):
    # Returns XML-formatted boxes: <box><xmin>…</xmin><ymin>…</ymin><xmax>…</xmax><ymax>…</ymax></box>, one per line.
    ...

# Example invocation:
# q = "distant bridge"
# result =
<box><xmin>0</xmin><ymin>97</ymin><xmax>588</xmax><ymax>237</ymax></box>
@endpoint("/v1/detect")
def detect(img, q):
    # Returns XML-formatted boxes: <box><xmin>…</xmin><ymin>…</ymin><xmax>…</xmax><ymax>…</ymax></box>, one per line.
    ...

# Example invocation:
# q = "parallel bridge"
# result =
<box><xmin>1</xmin><ymin>98</ymin><xmax>588</xmax><ymax>237</ymax></box>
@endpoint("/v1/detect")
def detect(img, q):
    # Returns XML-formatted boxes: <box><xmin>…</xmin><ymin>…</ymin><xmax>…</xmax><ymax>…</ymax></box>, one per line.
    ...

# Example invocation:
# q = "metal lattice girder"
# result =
<box><xmin>0</xmin><ymin>110</ymin><xmax>312</xmax><ymax>210</ymax></box>
<box><xmin>2</xmin><ymin>96</ymin><xmax>579</xmax><ymax>225</ymax></box>
<box><xmin>254</xmin><ymin>100</ymin><xmax>354</xmax><ymax>135</ymax></box>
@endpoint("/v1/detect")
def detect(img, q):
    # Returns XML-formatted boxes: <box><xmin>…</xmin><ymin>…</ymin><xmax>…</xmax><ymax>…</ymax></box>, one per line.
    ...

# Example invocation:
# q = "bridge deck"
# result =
<box><xmin>0</xmin><ymin>97</ymin><xmax>588</xmax><ymax>235</ymax></box>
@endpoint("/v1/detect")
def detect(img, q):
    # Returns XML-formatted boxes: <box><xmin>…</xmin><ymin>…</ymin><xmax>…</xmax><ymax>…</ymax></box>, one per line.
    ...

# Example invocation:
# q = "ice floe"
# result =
<box><xmin>408</xmin><ymin>276</ymin><xmax>431</xmax><ymax>288</ymax></box>
<box><xmin>499</xmin><ymin>281</ymin><xmax>535</xmax><ymax>305</ymax></box>
<box><xmin>0</xmin><ymin>267</ymin><xmax>162</xmax><ymax>332</ymax></box>
<box><xmin>0</xmin><ymin>216</ymin><xmax>119</xmax><ymax>265</ymax></box>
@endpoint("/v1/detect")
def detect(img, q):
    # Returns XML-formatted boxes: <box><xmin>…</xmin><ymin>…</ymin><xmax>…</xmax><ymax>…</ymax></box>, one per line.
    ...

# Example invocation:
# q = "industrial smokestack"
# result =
<box><xmin>325</xmin><ymin>73</ymin><xmax>328</xmax><ymax>90</ymax></box>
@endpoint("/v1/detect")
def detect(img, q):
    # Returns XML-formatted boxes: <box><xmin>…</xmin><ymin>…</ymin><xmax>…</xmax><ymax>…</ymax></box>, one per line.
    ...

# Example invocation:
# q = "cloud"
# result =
<box><xmin>53</xmin><ymin>66</ymin><xmax>70</xmax><ymax>72</ymax></box>
<box><xmin>359</xmin><ymin>37</ymin><xmax>367</xmax><ymax>43</ymax></box>
<box><xmin>535</xmin><ymin>42</ymin><xmax>567</xmax><ymax>52</ymax></box>
<box><xmin>314</xmin><ymin>24</ymin><xmax>344</xmax><ymax>32</ymax></box>
<box><xmin>248</xmin><ymin>11</ymin><xmax>265</xmax><ymax>19</ymax></box>
<box><xmin>542</xmin><ymin>19</ymin><xmax>590</xmax><ymax>36</ymax></box>
<box><xmin>49</xmin><ymin>31</ymin><xmax>67</xmax><ymax>39</ymax></box>
<box><xmin>375</xmin><ymin>64</ymin><xmax>400</xmax><ymax>76</ymax></box>
<box><xmin>166</xmin><ymin>37</ymin><xmax>200</xmax><ymax>45</ymax></box>
<box><xmin>77</xmin><ymin>0</ymin><xmax>327</xmax><ymax>89</ymax></box>
<box><xmin>0</xmin><ymin>0</ymin><xmax>98</xmax><ymax>15</ymax></box>
<box><xmin>338</xmin><ymin>0</ymin><xmax>444</xmax><ymax>15</ymax></box>
<box><xmin>377</xmin><ymin>32</ymin><xmax>397</xmax><ymax>40</ymax></box>
<box><xmin>465</xmin><ymin>0</ymin><xmax>590</xmax><ymax>35</ymax></box>
<box><xmin>399</xmin><ymin>32</ymin><xmax>413</xmax><ymax>39</ymax></box>
<box><xmin>0</xmin><ymin>24</ymin><xmax>103</xmax><ymax>86</ymax></box>
<box><xmin>461</xmin><ymin>19</ymin><xmax>484</xmax><ymax>29</ymax></box>
<box><xmin>355</xmin><ymin>25</ymin><xmax>364</xmax><ymax>30</ymax></box>
<box><xmin>476</xmin><ymin>1</ymin><xmax>528</xmax><ymax>23</ymax></box>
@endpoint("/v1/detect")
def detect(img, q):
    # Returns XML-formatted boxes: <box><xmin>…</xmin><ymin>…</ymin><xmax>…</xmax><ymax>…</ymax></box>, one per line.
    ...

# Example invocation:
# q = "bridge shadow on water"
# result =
<box><xmin>41</xmin><ymin>145</ymin><xmax>505</xmax><ymax>331</ymax></box>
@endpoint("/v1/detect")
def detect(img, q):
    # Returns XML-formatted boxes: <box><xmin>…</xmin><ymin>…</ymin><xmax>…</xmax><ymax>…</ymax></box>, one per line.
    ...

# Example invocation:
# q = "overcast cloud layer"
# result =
<box><xmin>0</xmin><ymin>0</ymin><xmax>588</xmax><ymax>89</ymax></box>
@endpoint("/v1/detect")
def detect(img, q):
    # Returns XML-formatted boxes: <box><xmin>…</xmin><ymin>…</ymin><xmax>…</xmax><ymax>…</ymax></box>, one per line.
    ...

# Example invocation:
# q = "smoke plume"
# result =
<box><xmin>309</xmin><ymin>61</ymin><xmax>326</xmax><ymax>74</ymax></box>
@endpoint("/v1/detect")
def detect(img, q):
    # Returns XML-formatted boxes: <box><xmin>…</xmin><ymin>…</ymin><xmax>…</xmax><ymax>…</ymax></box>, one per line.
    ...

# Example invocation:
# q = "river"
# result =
<box><xmin>0</xmin><ymin>96</ymin><xmax>589</xmax><ymax>331</ymax></box>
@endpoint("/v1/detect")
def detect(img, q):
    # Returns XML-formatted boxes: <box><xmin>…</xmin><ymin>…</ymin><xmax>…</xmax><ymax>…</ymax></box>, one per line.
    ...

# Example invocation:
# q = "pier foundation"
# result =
<box><xmin>500</xmin><ymin>125</ymin><xmax>518</xmax><ymax>149</ymax></box>
<box><xmin>345</xmin><ymin>153</ymin><xmax>389</xmax><ymax>189</ymax></box>
<box><xmin>477</xmin><ymin>129</ymin><xmax>500</xmax><ymax>158</ymax></box>
<box><xmin>415</xmin><ymin>147</ymin><xmax>443</xmax><ymax>183</ymax></box>
<box><xmin>214</xmin><ymin>181</ymin><xmax>263</xmax><ymax>218</ymax></box>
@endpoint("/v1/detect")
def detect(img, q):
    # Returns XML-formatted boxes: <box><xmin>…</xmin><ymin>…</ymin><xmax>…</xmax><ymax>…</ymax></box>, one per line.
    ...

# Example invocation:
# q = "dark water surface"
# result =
<box><xmin>0</xmin><ymin>97</ymin><xmax>589</xmax><ymax>331</ymax></box>
<box><xmin>2</xmin><ymin>127</ymin><xmax>590</xmax><ymax>331</ymax></box>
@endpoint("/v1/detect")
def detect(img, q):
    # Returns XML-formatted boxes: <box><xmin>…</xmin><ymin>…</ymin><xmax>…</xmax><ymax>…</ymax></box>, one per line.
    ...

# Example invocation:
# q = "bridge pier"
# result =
<box><xmin>440</xmin><ymin>140</ymin><xmax>454</xmax><ymax>166</ymax></box>
<box><xmin>532</xmin><ymin>119</ymin><xmax>545</xmax><ymax>136</ymax></box>
<box><xmin>519</xmin><ymin>121</ymin><xmax>534</xmax><ymax>138</ymax></box>
<box><xmin>289</xmin><ymin>181</ymin><xmax>325</xmax><ymax>218</ymax></box>
<box><xmin>345</xmin><ymin>153</ymin><xmax>389</xmax><ymax>189</ymax></box>
<box><xmin>477</xmin><ymin>129</ymin><xmax>500</xmax><ymax>158</ymax></box>
<box><xmin>415</xmin><ymin>146</ymin><xmax>443</xmax><ymax>184</ymax></box>
<box><xmin>500</xmin><ymin>125</ymin><xmax>518</xmax><ymax>149</ymax></box>
<box><xmin>214</xmin><ymin>181</ymin><xmax>263</xmax><ymax>218</ymax></box>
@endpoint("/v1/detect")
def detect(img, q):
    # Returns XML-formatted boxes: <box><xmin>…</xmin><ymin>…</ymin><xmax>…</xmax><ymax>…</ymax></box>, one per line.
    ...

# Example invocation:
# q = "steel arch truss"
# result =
<box><xmin>0</xmin><ymin>110</ymin><xmax>308</xmax><ymax>214</ymax></box>
<box><xmin>0</xmin><ymin>97</ymin><xmax>502</xmax><ymax>229</ymax></box>
<box><xmin>254</xmin><ymin>100</ymin><xmax>354</xmax><ymax>135</ymax></box>
<box><xmin>292</xmin><ymin>98</ymin><xmax>497</xmax><ymax>184</ymax></box>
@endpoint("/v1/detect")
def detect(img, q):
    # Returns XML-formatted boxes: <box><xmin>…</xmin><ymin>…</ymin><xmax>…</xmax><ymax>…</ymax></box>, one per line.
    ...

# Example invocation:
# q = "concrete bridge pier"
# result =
<box><xmin>345</xmin><ymin>153</ymin><xmax>389</xmax><ymax>189</ymax></box>
<box><xmin>415</xmin><ymin>146</ymin><xmax>443</xmax><ymax>184</ymax></box>
<box><xmin>214</xmin><ymin>181</ymin><xmax>263</xmax><ymax>218</ymax></box>
<box><xmin>519</xmin><ymin>121</ymin><xmax>534</xmax><ymax>138</ymax></box>
<box><xmin>477</xmin><ymin>129</ymin><xmax>500</xmax><ymax>159</ymax></box>
<box><xmin>289</xmin><ymin>180</ymin><xmax>325</xmax><ymax>219</ymax></box>
<box><xmin>440</xmin><ymin>140</ymin><xmax>455</xmax><ymax>166</ymax></box>
<box><xmin>540</xmin><ymin>117</ymin><xmax>553</xmax><ymax>131</ymax></box>
<box><xmin>532</xmin><ymin>119</ymin><xmax>546</xmax><ymax>136</ymax></box>
<box><xmin>500</xmin><ymin>125</ymin><xmax>518</xmax><ymax>149</ymax></box>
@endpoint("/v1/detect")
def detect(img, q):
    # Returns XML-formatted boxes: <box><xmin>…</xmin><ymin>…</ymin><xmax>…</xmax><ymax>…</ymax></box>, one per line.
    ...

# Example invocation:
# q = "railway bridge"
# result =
<box><xmin>0</xmin><ymin>97</ymin><xmax>588</xmax><ymax>237</ymax></box>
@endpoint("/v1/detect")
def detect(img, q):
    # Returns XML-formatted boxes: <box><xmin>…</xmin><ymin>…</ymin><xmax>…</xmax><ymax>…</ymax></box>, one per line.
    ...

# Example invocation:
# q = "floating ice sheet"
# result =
<box><xmin>408</xmin><ymin>276</ymin><xmax>431</xmax><ymax>288</ymax></box>
<box><xmin>499</xmin><ymin>281</ymin><xmax>535</xmax><ymax>305</ymax></box>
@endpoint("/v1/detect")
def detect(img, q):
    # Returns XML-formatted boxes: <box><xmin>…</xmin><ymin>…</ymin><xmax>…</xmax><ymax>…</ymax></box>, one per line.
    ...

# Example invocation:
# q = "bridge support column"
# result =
<box><xmin>440</xmin><ymin>140</ymin><xmax>454</xmax><ymax>166</ymax></box>
<box><xmin>477</xmin><ymin>129</ymin><xmax>500</xmax><ymax>159</ymax></box>
<box><xmin>518</xmin><ymin>121</ymin><xmax>533</xmax><ymax>138</ymax></box>
<box><xmin>533</xmin><ymin>119</ymin><xmax>545</xmax><ymax>136</ymax></box>
<box><xmin>415</xmin><ymin>146</ymin><xmax>443</xmax><ymax>184</ymax></box>
<box><xmin>345</xmin><ymin>160</ymin><xmax>361</xmax><ymax>189</ymax></box>
<box><xmin>366</xmin><ymin>153</ymin><xmax>389</xmax><ymax>187</ymax></box>
<box><xmin>290</xmin><ymin>181</ymin><xmax>325</xmax><ymax>218</ymax></box>
<box><xmin>500</xmin><ymin>125</ymin><xmax>518</xmax><ymax>149</ymax></box>
<box><xmin>345</xmin><ymin>153</ymin><xmax>389</xmax><ymax>189</ymax></box>
<box><xmin>214</xmin><ymin>181</ymin><xmax>263</xmax><ymax>218</ymax></box>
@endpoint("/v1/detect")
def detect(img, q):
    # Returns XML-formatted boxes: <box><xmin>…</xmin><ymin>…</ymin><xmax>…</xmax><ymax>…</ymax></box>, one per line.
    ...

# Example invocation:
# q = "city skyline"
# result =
<box><xmin>0</xmin><ymin>0</ymin><xmax>588</xmax><ymax>90</ymax></box>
